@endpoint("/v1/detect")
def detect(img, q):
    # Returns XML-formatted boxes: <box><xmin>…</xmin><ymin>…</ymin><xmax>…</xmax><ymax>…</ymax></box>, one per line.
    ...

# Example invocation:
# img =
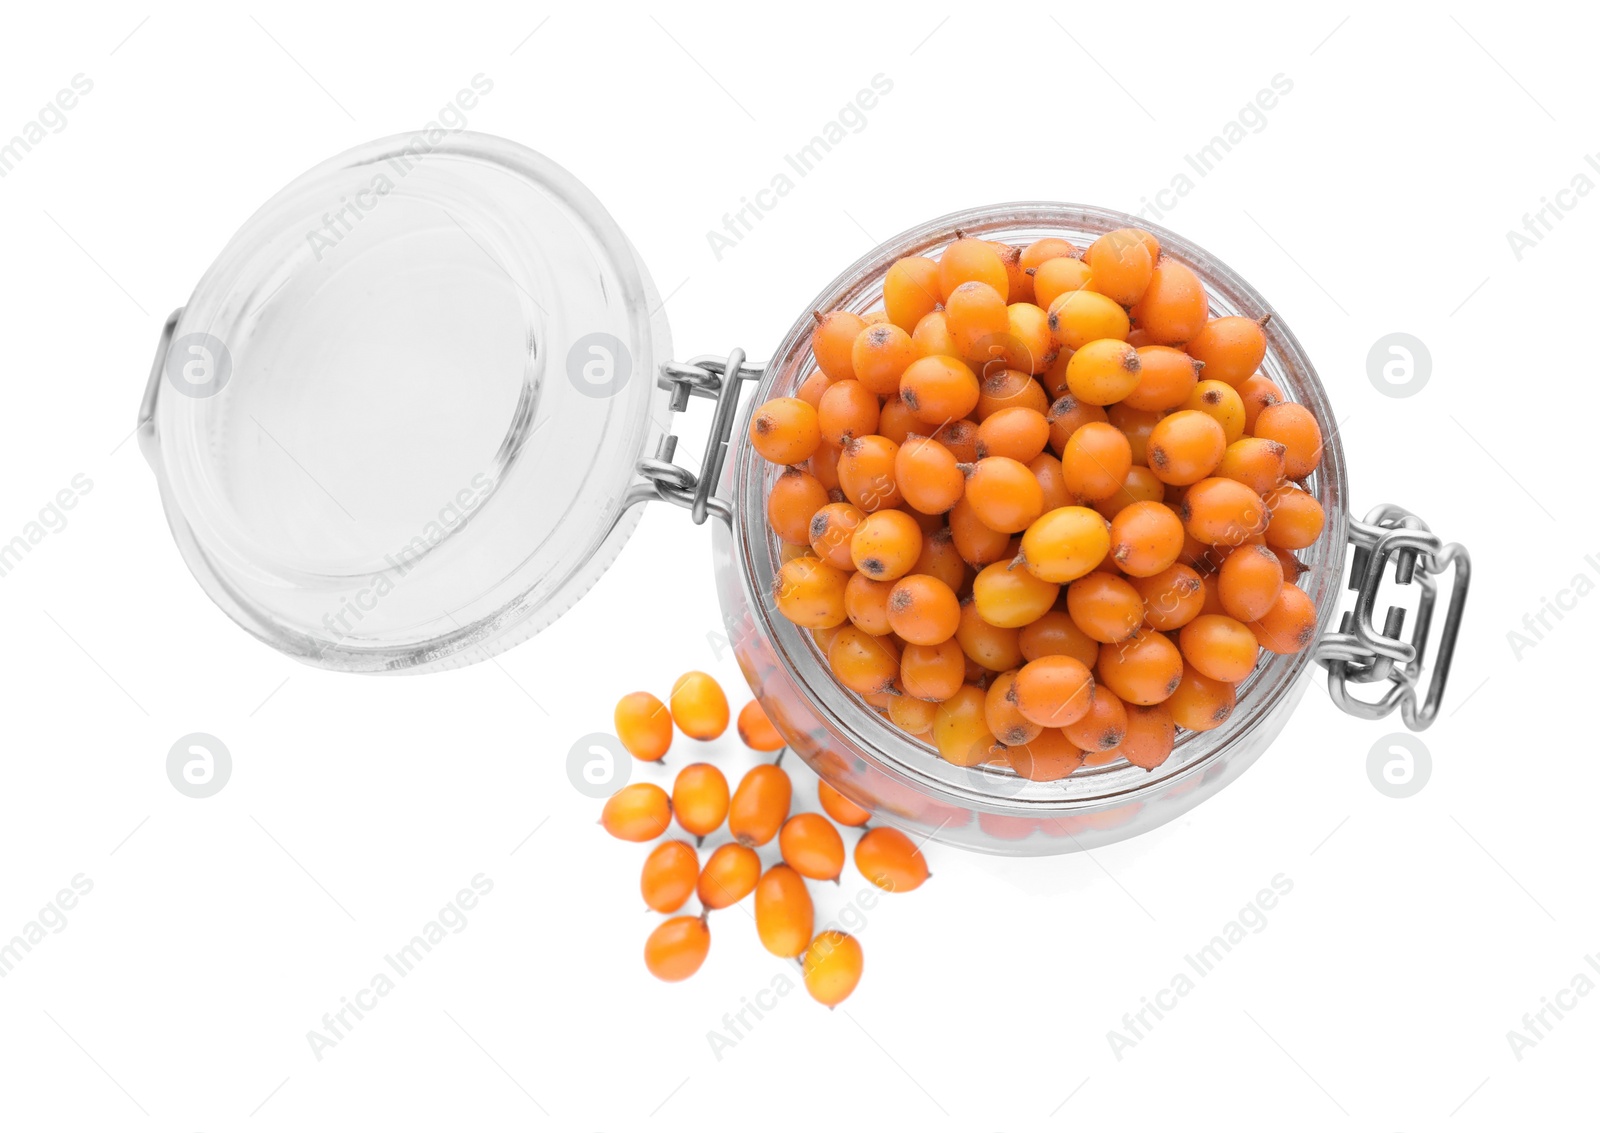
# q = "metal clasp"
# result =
<box><xmin>1314</xmin><ymin>503</ymin><xmax>1470</xmax><ymax>730</ymax></box>
<box><xmin>624</xmin><ymin>350</ymin><xmax>764</xmax><ymax>527</ymax></box>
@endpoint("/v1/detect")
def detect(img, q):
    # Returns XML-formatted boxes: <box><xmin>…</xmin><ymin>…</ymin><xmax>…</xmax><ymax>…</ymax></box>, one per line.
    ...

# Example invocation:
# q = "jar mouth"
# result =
<box><xmin>733</xmin><ymin>202</ymin><xmax>1348</xmax><ymax>813</ymax></box>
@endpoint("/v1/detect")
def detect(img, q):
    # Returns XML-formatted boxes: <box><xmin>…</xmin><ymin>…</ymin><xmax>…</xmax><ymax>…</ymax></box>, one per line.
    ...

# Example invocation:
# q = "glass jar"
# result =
<box><xmin>142</xmin><ymin>133</ymin><xmax>1468</xmax><ymax>854</ymax></box>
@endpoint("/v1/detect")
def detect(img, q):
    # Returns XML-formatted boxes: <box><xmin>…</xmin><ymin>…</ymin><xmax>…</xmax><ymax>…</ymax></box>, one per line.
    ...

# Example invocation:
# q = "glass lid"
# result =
<box><xmin>142</xmin><ymin>132</ymin><xmax>671</xmax><ymax>673</ymax></box>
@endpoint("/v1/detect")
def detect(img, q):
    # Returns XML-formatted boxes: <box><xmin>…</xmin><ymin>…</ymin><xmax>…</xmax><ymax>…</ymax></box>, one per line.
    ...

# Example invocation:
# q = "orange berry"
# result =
<box><xmin>1046</xmin><ymin>393</ymin><xmax>1110</xmax><ymax>451</ymax></box>
<box><xmin>887</xmin><ymin>692</ymin><xmax>939</xmax><ymax>734</ymax></box>
<box><xmin>641</xmin><ymin>840</ymin><xmax>699</xmax><ymax>913</ymax></box>
<box><xmin>895</xmin><ymin>434</ymin><xmax>965</xmax><ymax>514</ymax></box>
<box><xmin>850</xmin><ymin>508</ymin><xmax>923</xmax><ymax>581</ymax></box>
<box><xmin>845</xmin><ymin>572</ymin><xmax>895</xmax><ymax>636</ymax></box>
<box><xmin>910</xmin><ymin>527</ymin><xmax>967</xmax><ymax>592</ymax></box>
<box><xmin>1061</xmin><ymin>420</ymin><xmax>1134</xmax><ymax>501</ymax></box>
<box><xmin>614</xmin><ymin>692</ymin><xmax>672</xmax><ymax>763</ymax></box>
<box><xmin>767</xmin><ymin>467</ymin><xmax>830</xmax><ymax>545</ymax></box>
<box><xmin>644</xmin><ymin>915</ymin><xmax>710</xmax><ymax>982</ymax></box>
<box><xmin>735</xmin><ymin>702</ymin><xmax>786</xmax><ymax>755</ymax></box>
<box><xmin>955</xmin><ymin>598</ymin><xmax>1024</xmax><ymax>671</ymax></box>
<box><xmin>808</xmin><ymin>503</ymin><xmax>864</xmax><ymax>571</ymax></box>
<box><xmin>1017</xmin><ymin>609</ymin><xmax>1099</xmax><ymax>667</ymax></box>
<box><xmin>1063</xmin><ymin>684</ymin><xmax>1129</xmax><ymax>752</ymax></box>
<box><xmin>1014</xmin><ymin>655</ymin><xmax>1095</xmax><ymax>727</ymax></box>
<box><xmin>1215</xmin><ymin>437</ymin><xmax>1288</xmax><ymax>496</ymax></box>
<box><xmin>1096</xmin><ymin>627</ymin><xmax>1184</xmax><ymax>706</ymax></box>
<box><xmin>992</xmin><ymin>242</ymin><xmax>1029</xmax><ymax>303</ymax></box>
<box><xmin>887</xmin><ymin>574</ymin><xmax>962</xmax><ymax>645</ymax></box>
<box><xmin>668</xmin><ymin>671</ymin><xmax>729</xmax><ymax>741</ymax></box>
<box><xmin>1183</xmin><ymin>379</ymin><xmax>1247</xmax><ymax>443</ymax></box>
<box><xmin>1264</xmin><ymin>484</ymin><xmax>1326</xmax><ymax>550</ymax></box>
<box><xmin>1004</xmin><ymin>727</ymin><xmax>1086</xmax><ymax>781</ymax></box>
<box><xmin>1108</xmin><ymin>500</ymin><xmax>1185</xmax><ymax>577</ymax></box>
<box><xmin>1216</xmin><ymin>544</ymin><xmax>1285</xmax><ymax>622</ymax></box>
<box><xmin>900</xmin><ymin>637</ymin><xmax>966</xmax><ymax>701</ymax></box>
<box><xmin>1166</xmin><ymin>664</ymin><xmax>1237</xmax><ymax>732</ymax></box>
<box><xmin>817</xmin><ymin>378</ymin><xmax>880</xmax><ymax>445</ymax></box>
<box><xmin>948</xmin><ymin>495</ymin><xmax>1011</xmax><ymax>567</ymax></box>
<box><xmin>749</xmin><ymin>397</ymin><xmax>822</xmax><ymax>465</ymax></box>
<box><xmin>1237</xmin><ymin>373</ymin><xmax>1283</xmax><ymax>433</ymax></box>
<box><xmin>946</xmin><ymin>281</ymin><xmax>1011</xmax><ymax>362</ymax></box>
<box><xmin>672</xmin><ymin>762</ymin><xmax>730</xmax><ymax>840</ymax></box>
<box><xmin>1020</xmin><ymin>236</ymin><xmax>1078</xmax><ymax>275</ymax></box>
<box><xmin>962</xmin><ymin>456</ymin><xmax>1045</xmax><ymax>533</ymax></box>
<box><xmin>977</xmin><ymin>406</ymin><xmax>1051</xmax><ymax>463</ymax></box>
<box><xmin>1106</xmin><ymin>702</ymin><xmax>1176</xmax><ymax>770</ymax></box>
<box><xmin>1132</xmin><ymin>564</ymin><xmax>1206</xmax><ymax>631</ymax></box>
<box><xmin>1248</xmin><ymin>582</ymin><xmax>1318</xmax><ymax>654</ymax></box>
<box><xmin>1185</xmin><ymin>315</ymin><xmax>1268</xmax><ymax>387</ymax></box>
<box><xmin>852</xmin><ymin>323</ymin><xmax>918</xmax><ymax>397</ymax></box>
<box><xmin>976</xmin><ymin>367</ymin><xmax>1050</xmax><ymax>420</ymax></box>
<box><xmin>780</xmin><ymin>813</ymin><xmax>846</xmax><ymax>881</ymax></box>
<box><xmin>754</xmin><ymin>864</ymin><xmax>814</xmax><ymax>957</ymax></box>
<box><xmin>802</xmin><ymin>930</ymin><xmax>864</xmax><ymax>1007</ymax></box>
<box><xmin>972</xmin><ymin>559</ymin><xmax>1059</xmax><ymax>628</ymax></box>
<box><xmin>601</xmin><ymin>783</ymin><xmax>672</xmax><ymax>842</ymax></box>
<box><xmin>1002</xmin><ymin>303</ymin><xmax>1056</xmax><ymax>373</ymax></box>
<box><xmin>1254</xmin><ymin>402</ymin><xmax>1323</xmax><ymax>479</ymax></box>
<box><xmin>1066</xmin><ymin>571</ymin><xmax>1145</xmax><ymax>643</ymax></box>
<box><xmin>1178</xmin><ymin>614</ymin><xmax>1260</xmax><ymax>682</ymax></box>
<box><xmin>1048</xmin><ymin>288</ymin><xmax>1131</xmax><ymax>351</ymax></box>
<box><xmin>900</xmin><ymin>355</ymin><xmax>980</xmax><ymax>425</ymax></box>
<box><xmin>697</xmin><ymin>843</ymin><xmax>761</xmax><ymax>909</ymax></box>
<box><xmin>1019</xmin><ymin>505</ymin><xmax>1112</xmax><ymax>584</ymax></box>
<box><xmin>1147</xmin><ymin>410</ymin><xmax>1227</xmax><ymax>486</ymax></box>
<box><xmin>812</xmin><ymin>310</ymin><xmax>867</xmax><ymax>382</ymax></box>
<box><xmin>837</xmin><ymin>435</ymin><xmax>904</xmax><ymax>512</ymax></box>
<box><xmin>1030</xmin><ymin>256</ymin><xmax>1092</xmax><ymax>313</ymax></box>
<box><xmin>877</xmin><ymin>394</ymin><xmax>919</xmax><ymax>445</ymax></box>
<box><xmin>932</xmin><ymin>684</ymin><xmax>997</xmax><ymax>766</ymax></box>
<box><xmin>854</xmin><ymin>826</ymin><xmax>929</xmax><ymax>892</ymax></box>
<box><xmin>1130</xmin><ymin>258</ymin><xmax>1208</xmax><ymax>345</ymax></box>
<box><xmin>1124</xmin><ymin>345</ymin><xmax>1201</xmax><ymax>410</ymax></box>
<box><xmin>818</xmin><ymin>781</ymin><xmax>872</xmax><ymax>827</ymax></box>
<box><xmin>828</xmin><ymin>625</ymin><xmax>901</xmax><ymax>694</ymax></box>
<box><xmin>795</xmin><ymin>369</ymin><xmax>832</xmax><ymax>409</ymax></box>
<box><xmin>911</xmin><ymin>309</ymin><xmax>958</xmax><ymax>358</ymax></box>
<box><xmin>1084</xmin><ymin>227</ymin><xmax>1156</xmax><ymax>305</ymax></box>
<box><xmin>985</xmin><ymin>668</ymin><xmax>1043</xmax><ymax>746</ymax></box>
<box><xmin>1180</xmin><ymin>477</ymin><xmax>1270</xmax><ymax>547</ymax></box>
<box><xmin>938</xmin><ymin>237</ymin><xmax>1008</xmax><ymax>300</ymax></box>
<box><xmin>729</xmin><ymin>763</ymin><xmax>793</xmax><ymax>846</ymax></box>
<box><xmin>883</xmin><ymin>256</ymin><xmax>943</xmax><ymax>331</ymax></box>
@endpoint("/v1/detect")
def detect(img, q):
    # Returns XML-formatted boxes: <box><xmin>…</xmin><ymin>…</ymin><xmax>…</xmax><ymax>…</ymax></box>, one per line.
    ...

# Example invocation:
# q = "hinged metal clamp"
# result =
<box><xmin>1314</xmin><ymin>503</ymin><xmax>1470</xmax><ymax>730</ymax></box>
<box><xmin>625</xmin><ymin>350</ymin><xmax>764</xmax><ymax>527</ymax></box>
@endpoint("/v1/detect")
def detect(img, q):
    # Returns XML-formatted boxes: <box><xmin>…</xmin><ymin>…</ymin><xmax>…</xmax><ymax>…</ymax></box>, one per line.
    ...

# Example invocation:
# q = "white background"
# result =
<box><xmin>0</xmin><ymin>2</ymin><xmax>1593</xmax><ymax>1129</ymax></box>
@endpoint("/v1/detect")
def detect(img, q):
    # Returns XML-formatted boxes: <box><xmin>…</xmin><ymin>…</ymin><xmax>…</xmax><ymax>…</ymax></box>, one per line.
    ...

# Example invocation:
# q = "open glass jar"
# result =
<box><xmin>143</xmin><ymin>132</ymin><xmax>1468</xmax><ymax>855</ymax></box>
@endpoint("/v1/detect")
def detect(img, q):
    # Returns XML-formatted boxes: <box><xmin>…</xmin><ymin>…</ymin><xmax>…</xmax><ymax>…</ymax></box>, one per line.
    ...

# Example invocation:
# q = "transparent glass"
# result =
<box><xmin>716</xmin><ymin>204</ymin><xmax>1349</xmax><ymax>855</ymax></box>
<box><xmin>146</xmin><ymin>133</ymin><xmax>671</xmax><ymax>672</ymax></box>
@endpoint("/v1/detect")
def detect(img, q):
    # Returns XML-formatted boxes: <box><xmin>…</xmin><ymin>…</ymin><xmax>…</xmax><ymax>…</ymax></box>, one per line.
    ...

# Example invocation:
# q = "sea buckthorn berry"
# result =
<box><xmin>1183</xmin><ymin>379</ymin><xmax>1247</xmax><ymax>443</ymax></box>
<box><xmin>641</xmin><ymin>841</ymin><xmax>699</xmax><ymax>914</ymax></box>
<box><xmin>887</xmin><ymin>691</ymin><xmax>939</xmax><ymax>734</ymax></box>
<box><xmin>817</xmin><ymin>379</ymin><xmax>880</xmax><ymax>445</ymax></box>
<box><xmin>900</xmin><ymin>355</ymin><xmax>981</xmax><ymax>425</ymax></box>
<box><xmin>992</xmin><ymin>242</ymin><xmax>1030</xmax><ymax>303</ymax></box>
<box><xmin>884</xmin><ymin>256</ymin><xmax>943</xmax><ymax>331</ymax></box>
<box><xmin>856</xmin><ymin>826</ymin><xmax>930</xmax><ymax>893</ymax></box>
<box><xmin>1131</xmin><ymin>564</ymin><xmax>1206</xmax><ymax>631</ymax></box>
<box><xmin>644</xmin><ymin>915</ymin><xmax>710</xmax><ymax>982</ymax></box>
<box><xmin>1092</xmin><ymin>465</ymin><xmax>1164</xmax><ymax>520</ymax></box>
<box><xmin>845</xmin><ymin>572</ymin><xmax>895</xmax><ymax>635</ymax></box>
<box><xmin>1019</xmin><ymin>505</ymin><xmax>1112</xmax><ymax>584</ymax></box>
<box><xmin>1084</xmin><ymin>227</ymin><xmax>1156</xmax><ymax>305</ymax></box>
<box><xmin>962</xmin><ymin>456</ymin><xmax>1046</xmax><ymax>533</ymax></box>
<box><xmin>812</xmin><ymin>310</ymin><xmax>867</xmax><ymax>382</ymax></box>
<box><xmin>828</xmin><ymin>626</ymin><xmax>901</xmax><ymax>694</ymax></box>
<box><xmin>954</xmin><ymin>598</ymin><xmax>1025</xmax><ymax>671</ymax></box>
<box><xmin>1185</xmin><ymin>315</ymin><xmax>1268</xmax><ymax>387</ymax></box>
<box><xmin>933</xmin><ymin>684</ymin><xmax>998</xmax><ymax>766</ymax></box>
<box><xmin>1264</xmin><ymin>484</ymin><xmax>1326</xmax><ymax>550</ymax></box>
<box><xmin>1216</xmin><ymin>437</ymin><xmax>1288</xmax><ymax>496</ymax></box>
<box><xmin>1270</xmin><ymin>545</ymin><xmax>1304</xmax><ymax>581</ymax></box>
<box><xmin>1106</xmin><ymin>403</ymin><xmax>1160</xmax><ymax>465</ymax></box>
<box><xmin>1125</xmin><ymin>345</ymin><xmax>1201</xmax><ymax>410</ymax></box>
<box><xmin>852</xmin><ymin>323</ymin><xmax>918</xmax><ymax>397</ymax></box>
<box><xmin>1108</xmin><ymin>702</ymin><xmax>1176</xmax><ymax>770</ymax></box>
<box><xmin>894</xmin><ymin>434</ymin><xmax>964</xmax><ymax>515</ymax></box>
<box><xmin>601</xmin><ymin>783</ymin><xmax>672</xmax><ymax>842</ymax></box>
<box><xmin>1130</xmin><ymin>258</ymin><xmax>1208</xmax><ymax>345</ymax></box>
<box><xmin>672</xmin><ymin>762</ymin><xmax>730</xmax><ymax>841</ymax></box>
<box><xmin>976</xmin><ymin>367</ymin><xmax>1050</xmax><ymax>420</ymax></box>
<box><xmin>1063</xmin><ymin>684</ymin><xmax>1129</xmax><ymax>752</ymax></box>
<box><xmin>1014</xmin><ymin>655</ymin><xmax>1095</xmax><ymax>728</ymax></box>
<box><xmin>1108</xmin><ymin>500</ymin><xmax>1185</xmax><ymax>577</ymax></box>
<box><xmin>1003</xmin><ymin>303</ymin><xmax>1055</xmax><ymax>373</ymax></box>
<box><xmin>1147</xmin><ymin>410</ymin><xmax>1228</xmax><ymax>485</ymax></box>
<box><xmin>698</xmin><ymin>843</ymin><xmax>760</xmax><ymax>910</ymax></box>
<box><xmin>803</xmin><ymin>930</ymin><xmax>864</xmax><ymax>1007</ymax></box>
<box><xmin>818</xmin><ymin>781</ymin><xmax>872</xmax><ymax>826</ymax></box>
<box><xmin>775</xmin><ymin>555</ymin><xmax>849</xmax><ymax>629</ymax></box>
<box><xmin>1061</xmin><ymin>420</ymin><xmax>1134</xmax><ymax>501</ymax></box>
<box><xmin>1096</xmin><ymin>627</ymin><xmax>1184</xmax><ymax>706</ymax></box>
<box><xmin>1031</xmin><ymin>255</ymin><xmax>1093</xmax><ymax>311</ymax></box>
<box><xmin>806</xmin><ymin>439</ymin><xmax>842</xmax><ymax>492</ymax></box>
<box><xmin>1005</xmin><ymin>727</ymin><xmax>1086</xmax><ymax>781</ymax></box>
<box><xmin>736</xmin><ymin>700</ymin><xmax>786</xmax><ymax>752</ymax></box>
<box><xmin>910</xmin><ymin>527</ymin><xmax>966</xmax><ymax>592</ymax></box>
<box><xmin>749</xmin><ymin>397</ymin><xmax>822</xmax><ymax>465</ymax></box>
<box><xmin>945</xmin><ymin>281</ymin><xmax>1011</xmax><ymax>362</ymax></box>
<box><xmin>795</xmin><ymin>369</ymin><xmax>831</xmax><ymax>408</ymax></box>
<box><xmin>977</xmin><ymin>406</ymin><xmax>1051</xmax><ymax>463</ymax></box>
<box><xmin>850</xmin><ymin>508</ymin><xmax>923</xmax><ymax>581</ymax></box>
<box><xmin>755</xmin><ymin>864</ymin><xmax>814</xmax><ymax>957</ymax></box>
<box><xmin>729</xmin><ymin>764</ymin><xmax>793</xmax><ymax>847</ymax></box>
<box><xmin>669</xmin><ymin>671</ymin><xmax>729</xmax><ymax>741</ymax></box>
<box><xmin>1217</xmin><ymin>544</ymin><xmax>1285</xmax><ymax>622</ymax></box>
<box><xmin>780</xmin><ymin>813</ymin><xmax>846</xmax><ymax>882</ymax></box>
<box><xmin>973</xmin><ymin>560</ymin><xmax>1060</xmax><ymax>628</ymax></box>
<box><xmin>900</xmin><ymin>638</ymin><xmax>966</xmax><ymax>701</ymax></box>
<box><xmin>837</xmin><ymin>435</ymin><xmax>904</xmax><ymax>512</ymax></box>
<box><xmin>809</xmin><ymin>502</ymin><xmax>864</xmax><ymax>570</ymax></box>
<box><xmin>1237</xmin><ymin>373</ymin><xmax>1284</xmax><ymax>432</ymax></box>
<box><xmin>1048</xmin><ymin>288</ymin><xmax>1131</xmax><ymax>351</ymax></box>
<box><xmin>1066</xmin><ymin>572</ymin><xmax>1145</xmax><ymax>643</ymax></box>
<box><xmin>1253</xmin><ymin>402</ymin><xmax>1323</xmax><ymax>479</ymax></box>
<box><xmin>1178</xmin><ymin>614</ymin><xmax>1260</xmax><ymax>683</ymax></box>
<box><xmin>1066</xmin><ymin>339</ymin><xmax>1142</xmax><ymax>407</ymax></box>
<box><xmin>1166</xmin><ymin>664</ymin><xmax>1237</xmax><ymax>732</ymax></box>
<box><xmin>933</xmin><ymin>417</ymin><xmax>980</xmax><ymax>463</ymax></box>
<box><xmin>1180</xmin><ymin>477</ymin><xmax>1269</xmax><ymax>546</ymax></box>
<box><xmin>887</xmin><ymin>574</ymin><xmax>962</xmax><ymax>645</ymax></box>
<box><xmin>939</xmin><ymin>237</ymin><xmax>1009</xmax><ymax>300</ymax></box>
<box><xmin>1248</xmin><ymin>582</ymin><xmax>1317</xmax><ymax>654</ymax></box>
<box><xmin>948</xmin><ymin>496</ymin><xmax>1011</xmax><ymax>566</ymax></box>
<box><xmin>911</xmin><ymin>309</ymin><xmax>958</xmax><ymax>359</ymax></box>
<box><xmin>767</xmin><ymin>468</ymin><xmax>830</xmax><ymax>545</ymax></box>
<box><xmin>1031</xmin><ymin>452</ymin><xmax>1075</xmax><ymax>512</ymax></box>
<box><xmin>614</xmin><ymin>692</ymin><xmax>672</xmax><ymax>762</ymax></box>
<box><xmin>1197</xmin><ymin>572</ymin><xmax>1228</xmax><ymax>615</ymax></box>
<box><xmin>877</xmin><ymin>394</ymin><xmax>919</xmax><ymax>445</ymax></box>
<box><xmin>985</xmin><ymin>668</ymin><xmax>1044</xmax><ymax>746</ymax></box>
<box><xmin>1046</xmin><ymin>394</ymin><xmax>1110</xmax><ymax>452</ymax></box>
<box><xmin>1021</xmin><ymin>236</ymin><xmax>1078</xmax><ymax>275</ymax></box>
<box><xmin>1018</xmin><ymin>609</ymin><xmax>1100</xmax><ymax>667</ymax></box>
